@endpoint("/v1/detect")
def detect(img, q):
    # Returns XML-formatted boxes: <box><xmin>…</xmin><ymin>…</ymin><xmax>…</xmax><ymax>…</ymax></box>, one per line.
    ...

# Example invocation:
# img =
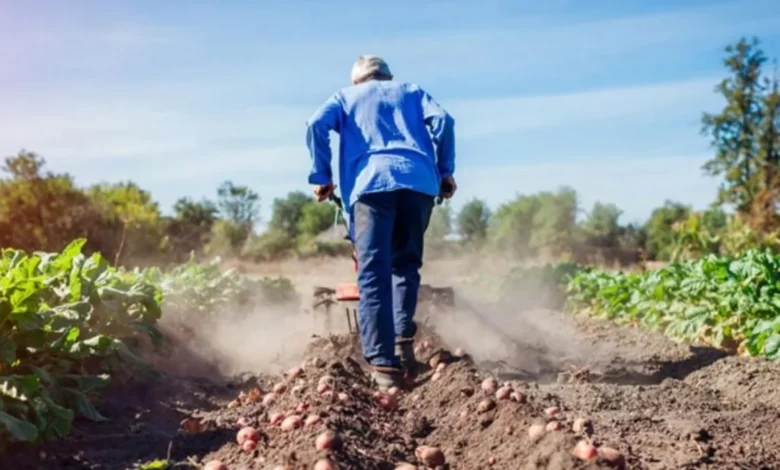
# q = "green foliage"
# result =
<box><xmin>269</xmin><ymin>191</ymin><xmax>312</xmax><ymax>239</ymax></box>
<box><xmin>456</xmin><ymin>198</ymin><xmax>490</xmax><ymax>244</ymax></box>
<box><xmin>217</xmin><ymin>181</ymin><xmax>260</xmax><ymax>228</ymax></box>
<box><xmin>298</xmin><ymin>201</ymin><xmax>337</xmax><ymax>238</ymax></box>
<box><xmin>644</xmin><ymin>200</ymin><xmax>691</xmax><ymax>260</ymax></box>
<box><xmin>241</xmin><ymin>229</ymin><xmax>296</xmax><ymax>262</ymax></box>
<box><xmin>426</xmin><ymin>202</ymin><xmax>453</xmax><ymax>243</ymax></box>
<box><xmin>0</xmin><ymin>239</ymin><xmax>162</xmax><ymax>445</ymax></box>
<box><xmin>565</xmin><ymin>249</ymin><xmax>780</xmax><ymax>359</ymax></box>
<box><xmin>581</xmin><ymin>202</ymin><xmax>622</xmax><ymax>248</ymax></box>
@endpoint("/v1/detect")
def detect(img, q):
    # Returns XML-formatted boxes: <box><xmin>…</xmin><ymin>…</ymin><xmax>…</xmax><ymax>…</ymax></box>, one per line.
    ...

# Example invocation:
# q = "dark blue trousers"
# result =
<box><xmin>352</xmin><ymin>189</ymin><xmax>435</xmax><ymax>367</ymax></box>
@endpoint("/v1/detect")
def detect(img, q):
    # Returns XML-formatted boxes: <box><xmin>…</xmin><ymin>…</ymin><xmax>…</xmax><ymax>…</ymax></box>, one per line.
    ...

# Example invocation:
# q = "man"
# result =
<box><xmin>305</xmin><ymin>55</ymin><xmax>456</xmax><ymax>391</ymax></box>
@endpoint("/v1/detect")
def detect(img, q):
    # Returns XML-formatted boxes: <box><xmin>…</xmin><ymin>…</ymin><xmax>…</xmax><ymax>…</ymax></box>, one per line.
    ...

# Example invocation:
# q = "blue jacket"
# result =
<box><xmin>305</xmin><ymin>80</ymin><xmax>455</xmax><ymax>230</ymax></box>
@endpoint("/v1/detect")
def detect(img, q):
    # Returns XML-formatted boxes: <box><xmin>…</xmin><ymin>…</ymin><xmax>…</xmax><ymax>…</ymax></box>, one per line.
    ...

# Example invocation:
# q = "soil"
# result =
<box><xmin>6</xmin><ymin>311</ymin><xmax>780</xmax><ymax>469</ymax></box>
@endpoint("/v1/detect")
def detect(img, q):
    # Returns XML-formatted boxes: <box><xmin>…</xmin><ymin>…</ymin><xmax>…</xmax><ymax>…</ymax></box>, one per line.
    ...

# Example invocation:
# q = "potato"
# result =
<box><xmin>269</xmin><ymin>412</ymin><xmax>285</xmax><ymax>425</ymax></box>
<box><xmin>313</xmin><ymin>459</ymin><xmax>335</xmax><ymax>470</ymax></box>
<box><xmin>236</xmin><ymin>426</ymin><xmax>259</xmax><ymax>445</ymax></box>
<box><xmin>481</xmin><ymin>378</ymin><xmax>498</xmax><ymax>392</ymax></box>
<box><xmin>291</xmin><ymin>385</ymin><xmax>305</xmax><ymax>396</ymax></box>
<box><xmin>273</xmin><ymin>382</ymin><xmax>288</xmax><ymax>394</ymax></box>
<box><xmin>281</xmin><ymin>415</ymin><xmax>303</xmax><ymax>431</ymax></box>
<box><xmin>488</xmin><ymin>456</ymin><xmax>497</xmax><ymax>465</ymax></box>
<box><xmin>318</xmin><ymin>375</ymin><xmax>335</xmax><ymax>386</ymax></box>
<box><xmin>435</xmin><ymin>362</ymin><xmax>446</xmax><ymax>373</ymax></box>
<box><xmin>431</xmin><ymin>372</ymin><xmax>442</xmax><ymax>382</ymax></box>
<box><xmin>296</xmin><ymin>402</ymin><xmax>310</xmax><ymax>413</ymax></box>
<box><xmin>387</xmin><ymin>386</ymin><xmax>401</xmax><ymax>397</ymax></box>
<box><xmin>477</xmin><ymin>398</ymin><xmax>496</xmax><ymax>413</ymax></box>
<box><xmin>572</xmin><ymin>440</ymin><xmax>598</xmax><ymax>461</ymax></box>
<box><xmin>288</xmin><ymin>366</ymin><xmax>304</xmax><ymax>378</ymax></box>
<box><xmin>597</xmin><ymin>446</ymin><xmax>626</xmax><ymax>469</ymax></box>
<box><xmin>310</xmin><ymin>357</ymin><xmax>326</xmax><ymax>368</ymax></box>
<box><xmin>337</xmin><ymin>392</ymin><xmax>350</xmax><ymax>402</ymax></box>
<box><xmin>374</xmin><ymin>393</ymin><xmax>398</xmax><ymax>410</ymax></box>
<box><xmin>242</xmin><ymin>439</ymin><xmax>257</xmax><ymax>452</ymax></box>
<box><xmin>203</xmin><ymin>461</ymin><xmax>229</xmax><ymax>470</ymax></box>
<box><xmin>544</xmin><ymin>406</ymin><xmax>560</xmax><ymax>417</ymax></box>
<box><xmin>315</xmin><ymin>430</ymin><xmax>342</xmax><ymax>451</ymax></box>
<box><xmin>415</xmin><ymin>446</ymin><xmax>445</xmax><ymax>467</ymax></box>
<box><xmin>510</xmin><ymin>391</ymin><xmax>526</xmax><ymax>403</ymax></box>
<box><xmin>495</xmin><ymin>386</ymin><xmax>511</xmax><ymax>401</ymax></box>
<box><xmin>546</xmin><ymin>421</ymin><xmax>562</xmax><ymax>431</ymax></box>
<box><xmin>459</xmin><ymin>410</ymin><xmax>468</xmax><ymax>420</ymax></box>
<box><xmin>263</xmin><ymin>393</ymin><xmax>277</xmax><ymax>406</ymax></box>
<box><xmin>453</xmin><ymin>347</ymin><xmax>466</xmax><ymax>358</ymax></box>
<box><xmin>528</xmin><ymin>423</ymin><xmax>546</xmax><ymax>440</ymax></box>
<box><xmin>317</xmin><ymin>382</ymin><xmax>332</xmax><ymax>394</ymax></box>
<box><xmin>305</xmin><ymin>414</ymin><xmax>322</xmax><ymax>427</ymax></box>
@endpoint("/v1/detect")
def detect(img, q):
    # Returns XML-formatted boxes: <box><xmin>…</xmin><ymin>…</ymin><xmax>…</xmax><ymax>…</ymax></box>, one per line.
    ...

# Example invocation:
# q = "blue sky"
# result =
<box><xmin>2</xmin><ymin>0</ymin><xmax>780</xmax><ymax>226</ymax></box>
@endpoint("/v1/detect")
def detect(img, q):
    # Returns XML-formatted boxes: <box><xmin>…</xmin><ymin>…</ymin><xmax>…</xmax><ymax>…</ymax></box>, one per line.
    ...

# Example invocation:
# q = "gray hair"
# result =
<box><xmin>350</xmin><ymin>55</ymin><xmax>393</xmax><ymax>84</ymax></box>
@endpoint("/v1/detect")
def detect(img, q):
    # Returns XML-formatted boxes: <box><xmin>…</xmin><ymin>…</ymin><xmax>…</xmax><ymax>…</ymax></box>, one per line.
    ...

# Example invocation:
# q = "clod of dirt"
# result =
<box><xmin>431</xmin><ymin>371</ymin><xmax>443</xmax><ymax>382</ymax></box>
<box><xmin>288</xmin><ymin>366</ymin><xmax>304</xmax><ymax>378</ymax></box>
<box><xmin>204</xmin><ymin>460</ymin><xmax>229</xmax><ymax>470</ymax></box>
<box><xmin>273</xmin><ymin>382</ymin><xmax>288</xmax><ymax>394</ymax></box>
<box><xmin>263</xmin><ymin>393</ymin><xmax>277</xmax><ymax>406</ymax></box>
<box><xmin>394</xmin><ymin>463</ymin><xmax>417</xmax><ymax>470</ymax></box>
<box><xmin>597</xmin><ymin>446</ymin><xmax>626</xmax><ymax>469</ymax></box>
<box><xmin>460</xmin><ymin>386</ymin><xmax>474</xmax><ymax>397</ymax></box>
<box><xmin>573</xmin><ymin>417</ymin><xmax>593</xmax><ymax>435</ymax></box>
<box><xmin>415</xmin><ymin>445</ymin><xmax>446</xmax><ymax>467</ymax></box>
<box><xmin>429</xmin><ymin>350</ymin><xmax>452</xmax><ymax>368</ymax></box>
<box><xmin>510</xmin><ymin>391</ymin><xmax>526</xmax><ymax>403</ymax></box>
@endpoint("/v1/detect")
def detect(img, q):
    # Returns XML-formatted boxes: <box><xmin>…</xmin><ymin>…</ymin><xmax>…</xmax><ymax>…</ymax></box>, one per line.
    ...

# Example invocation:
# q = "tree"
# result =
<box><xmin>702</xmin><ymin>37</ymin><xmax>780</xmax><ymax>229</ymax></box>
<box><xmin>529</xmin><ymin>187</ymin><xmax>578</xmax><ymax>256</ymax></box>
<box><xmin>298</xmin><ymin>202</ymin><xmax>337</xmax><ymax>238</ymax></box>
<box><xmin>217</xmin><ymin>181</ymin><xmax>260</xmax><ymax>227</ymax></box>
<box><xmin>456</xmin><ymin>198</ymin><xmax>491</xmax><ymax>243</ymax></box>
<box><xmin>581</xmin><ymin>202</ymin><xmax>622</xmax><ymax>247</ymax></box>
<box><xmin>644</xmin><ymin>200</ymin><xmax>691</xmax><ymax>260</ymax></box>
<box><xmin>268</xmin><ymin>191</ymin><xmax>312</xmax><ymax>239</ymax></box>
<box><xmin>0</xmin><ymin>150</ymin><xmax>115</xmax><ymax>255</ymax></box>
<box><xmin>426</xmin><ymin>202</ymin><xmax>452</xmax><ymax>244</ymax></box>
<box><xmin>166</xmin><ymin>197</ymin><xmax>219</xmax><ymax>259</ymax></box>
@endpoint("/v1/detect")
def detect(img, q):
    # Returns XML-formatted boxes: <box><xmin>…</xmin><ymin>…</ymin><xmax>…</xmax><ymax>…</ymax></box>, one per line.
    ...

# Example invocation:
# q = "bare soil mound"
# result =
<box><xmin>6</xmin><ymin>316</ymin><xmax>780</xmax><ymax>469</ymax></box>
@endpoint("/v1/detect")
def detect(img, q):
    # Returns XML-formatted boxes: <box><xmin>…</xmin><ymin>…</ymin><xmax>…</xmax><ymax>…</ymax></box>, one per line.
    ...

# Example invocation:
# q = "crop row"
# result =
<box><xmin>0</xmin><ymin>239</ymin><xmax>296</xmax><ymax>447</ymax></box>
<box><xmin>503</xmin><ymin>250</ymin><xmax>780</xmax><ymax>360</ymax></box>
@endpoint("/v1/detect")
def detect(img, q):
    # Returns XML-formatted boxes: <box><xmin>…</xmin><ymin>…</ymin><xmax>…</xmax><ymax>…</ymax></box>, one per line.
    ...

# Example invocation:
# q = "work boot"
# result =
<box><xmin>395</xmin><ymin>337</ymin><xmax>418</xmax><ymax>377</ymax></box>
<box><xmin>371</xmin><ymin>365</ymin><xmax>405</xmax><ymax>392</ymax></box>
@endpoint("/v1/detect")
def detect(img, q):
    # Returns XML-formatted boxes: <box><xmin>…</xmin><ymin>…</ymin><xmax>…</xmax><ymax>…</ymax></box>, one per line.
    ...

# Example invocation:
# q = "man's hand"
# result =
<box><xmin>439</xmin><ymin>176</ymin><xmax>457</xmax><ymax>199</ymax></box>
<box><xmin>313</xmin><ymin>182</ymin><xmax>334</xmax><ymax>202</ymax></box>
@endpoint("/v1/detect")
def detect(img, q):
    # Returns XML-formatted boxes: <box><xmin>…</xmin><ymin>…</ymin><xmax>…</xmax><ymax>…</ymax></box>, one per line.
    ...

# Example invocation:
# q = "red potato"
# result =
<box><xmin>203</xmin><ymin>461</ymin><xmax>229</xmax><ymax>470</ymax></box>
<box><xmin>510</xmin><ymin>391</ymin><xmax>526</xmax><ymax>403</ymax></box>
<box><xmin>597</xmin><ymin>447</ymin><xmax>626</xmax><ymax>469</ymax></box>
<box><xmin>236</xmin><ymin>426</ymin><xmax>260</xmax><ymax>445</ymax></box>
<box><xmin>374</xmin><ymin>393</ymin><xmax>398</xmax><ymax>410</ymax></box>
<box><xmin>337</xmin><ymin>392</ymin><xmax>350</xmax><ymax>402</ymax></box>
<box><xmin>572</xmin><ymin>440</ymin><xmax>598</xmax><ymax>461</ymax></box>
<box><xmin>242</xmin><ymin>439</ymin><xmax>257</xmax><ymax>452</ymax></box>
<box><xmin>262</xmin><ymin>393</ymin><xmax>277</xmax><ymax>406</ymax></box>
<box><xmin>415</xmin><ymin>446</ymin><xmax>445</xmax><ymax>467</ymax></box>
<box><xmin>317</xmin><ymin>382</ymin><xmax>332</xmax><ymax>394</ymax></box>
<box><xmin>313</xmin><ymin>459</ymin><xmax>335</xmax><ymax>470</ymax></box>
<box><xmin>288</xmin><ymin>366</ymin><xmax>303</xmax><ymax>378</ymax></box>
<box><xmin>431</xmin><ymin>372</ymin><xmax>442</xmax><ymax>382</ymax></box>
<box><xmin>305</xmin><ymin>414</ymin><xmax>322</xmax><ymax>427</ymax></box>
<box><xmin>481</xmin><ymin>378</ymin><xmax>498</xmax><ymax>392</ymax></box>
<box><xmin>291</xmin><ymin>385</ymin><xmax>305</xmax><ymax>396</ymax></box>
<box><xmin>459</xmin><ymin>410</ymin><xmax>469</xmax><ymax>420</ymax></box>
<box><xmin>495</xmin><ymin>386</ymin><xmax>511</xmax><ymax>400</ymax></box>
<box><xmin>435</xmin><ymin>362</ymin><xmax>446</xmax><ymax>373</ymax></box>
<box><xmin>488</xmin><ymin>456</ymin><xmax>497</xmax><ymax>465</ymax></box>
<box><xmin>315</xmin><ymin>430</ymin><xmax>342</xmax><ymax>451</ymax></box>
<box><xmin>546</xmin><ymin>421</ymin><xmax>562</xmax><ymax>431</ymax></box>
<box><xmin>318</xmin><ymin>375</ymin><xmax>334</xmax><ymax>386</ymax></box>
<box><xmin>528</xmin><ymin>423</ymin><xmax>546</xmax><ymax>440</ymax></box>
<box><xmin>477</xmin><ymin>398</ymin><xmax>496</xmax><ymax>413</ymax></box>
<box><xmin>296</xmin><ymin>402</ymin><xmax>310</xmax><ymax>413</ymax></box>
<box><xmin>544</xmin><ymin>406</ymin><xmax>560</xmax><ymax>417</ymax></box>
<box><xmin>273</xmin><ymin>382</ymin><xmax>288</xmax><ymax>394</ymax></box>
<box><xmin>387</xmin><ymin>386</ymin><xmax>401</xmax><ymax>397</ymax></box>
<box><xmin>281</xmin><ymin>415</ymin><xmax>303</xmax><ymax>431</ymax></box>
<box><xmin>269</xmin><ymin>412</ymin><xmax>285</xmax><ymax>425</ymax></box>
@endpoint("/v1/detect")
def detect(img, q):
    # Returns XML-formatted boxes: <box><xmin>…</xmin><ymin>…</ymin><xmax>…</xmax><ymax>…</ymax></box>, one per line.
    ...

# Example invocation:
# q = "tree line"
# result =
<box><xmin>1</xmin><ymin>36</ymin><xmax>778</xmax><ymax>267</ymax></box>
